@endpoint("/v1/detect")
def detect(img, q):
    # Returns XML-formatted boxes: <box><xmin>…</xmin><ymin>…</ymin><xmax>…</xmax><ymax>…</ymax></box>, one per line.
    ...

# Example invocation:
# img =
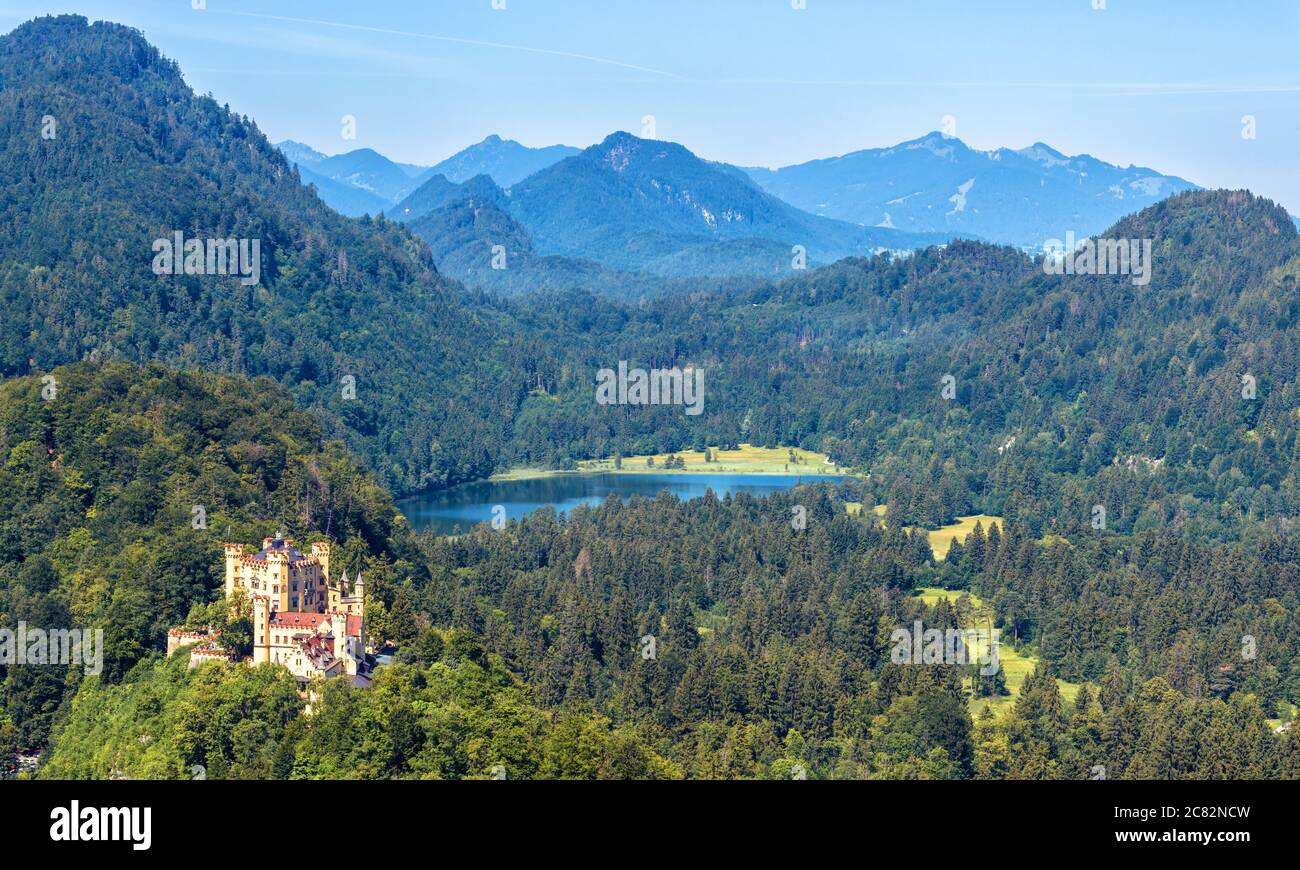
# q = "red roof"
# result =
<box><xmin>347</xmin><ymin>615</ymin><xmax>362</xmax><ymax>638</ymax></box>
<box><xmin>270</xmin><ymin>612</ymin><xmax>327</xmax><ymax>629</ymax></box>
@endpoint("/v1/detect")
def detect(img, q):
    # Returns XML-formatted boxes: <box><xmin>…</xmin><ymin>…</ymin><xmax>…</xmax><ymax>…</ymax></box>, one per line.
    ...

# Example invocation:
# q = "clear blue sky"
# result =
<box><xmin>4</xmin><ymin>0</ymin><xmax>1299</xmax><ymax>212</ymax></box>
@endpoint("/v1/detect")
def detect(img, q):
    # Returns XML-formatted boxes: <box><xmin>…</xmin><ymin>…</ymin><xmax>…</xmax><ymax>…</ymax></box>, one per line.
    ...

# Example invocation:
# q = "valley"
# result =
<box><xmin>0</xmin><ymin>12</ymin><xmax>1295</xmax><ymax>788</ymax></box>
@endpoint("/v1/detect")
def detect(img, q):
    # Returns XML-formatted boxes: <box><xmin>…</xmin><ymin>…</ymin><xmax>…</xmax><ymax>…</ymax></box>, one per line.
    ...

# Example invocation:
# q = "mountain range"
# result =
<box><xmin>276</xmin><ymin>135</ymin><xmax>581</xmax><ymax>216</ymax></box>
<box><xmin>389</xmin><ymin>132</ymin><xmax>957</xmax><ymax>283</ymax></box>
<box><xmin>425</xmin><ymin>134</ymin><xmax>580</xmax><ymax>186</ymax></box>
<box><xmin>281</xmin><ymin>130</ymin><xmax>1197</xmax><ymax>278</ymax></box>
<box><xmin>280</xmin><ymin>131</ymin><xmax>1199</xmax><ymax>289</ymax></box>
<box><xmin>278</xmin><ymin>142</ymin><xmax>429</xmax><ymax>206</ymax></box>
<box><xmin>742</xmin><ymin>132</ymin><xmax>1197</xmax><ymax>247</ymax></box>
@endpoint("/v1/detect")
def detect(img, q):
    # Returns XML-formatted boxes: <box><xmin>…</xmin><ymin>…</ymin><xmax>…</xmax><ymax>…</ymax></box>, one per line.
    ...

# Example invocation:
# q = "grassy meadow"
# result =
<box><xmin>845</xmin><ymin>506</ymin><xmax>1003</xmax><ymax>562</ymax></box>
<box><xmin>915</xmin><ymin>586</ymin><xmax>1085</xmax><ymax>717</ymax></box>
<box><xmin>495</xmin><ymin>444</ymin><xmax>855</xmax><ymax>480</ymax></box>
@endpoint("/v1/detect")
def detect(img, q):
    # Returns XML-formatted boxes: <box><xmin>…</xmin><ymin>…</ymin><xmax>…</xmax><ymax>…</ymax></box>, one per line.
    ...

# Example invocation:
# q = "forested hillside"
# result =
<box><xmin>0</xmin><ymin>15</ymin><xmax>529</xmax><ymax>494</ymax></box>
<box><xmin>24</xmin><ymin>420</ymin><xmax>1300</xmax><ymax>778</ymax></box>
<box><xmin>403</xmin><ymin>489</ymin><xmax>1300</xmax><ymax>779</ymax></box>
<box><xmin>487</xmin><ymin>188</ymin><xmax>1300</xmax><ymax>548</ymax></box>
<box><xmin>0</xmin><ymin>361</ymin><xmax>420</xmax><ymax>753</ymax></box>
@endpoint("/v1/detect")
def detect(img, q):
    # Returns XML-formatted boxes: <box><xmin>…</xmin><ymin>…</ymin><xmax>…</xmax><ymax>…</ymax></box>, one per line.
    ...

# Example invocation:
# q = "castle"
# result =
<box><xmin>168</xmin><ymin>534</ymin><xmax>371</xmax><ymax>688</ymax></box>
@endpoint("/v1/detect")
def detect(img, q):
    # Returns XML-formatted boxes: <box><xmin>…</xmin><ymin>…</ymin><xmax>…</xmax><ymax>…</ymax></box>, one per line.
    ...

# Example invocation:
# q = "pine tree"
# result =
<box><xmin>1101</xmin><ymin>658</ymin><xmax>1126</xmax><ymax>711</ymax></box>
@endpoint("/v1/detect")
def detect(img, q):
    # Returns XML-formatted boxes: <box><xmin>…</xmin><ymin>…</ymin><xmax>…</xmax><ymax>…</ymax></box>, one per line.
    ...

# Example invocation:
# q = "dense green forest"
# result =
<box><xmin>1</xmin><ymin>16</ymin><xmax>1299</xmax><ymax>779</ymax></box>
<box><xmin>5</xmin><ymin>360</ymin><xmax>1297</xmax><ymax>779</ymax></box>
<box><xmin>12</xmin><ymin>364</ymin><xmax>1298</xmax><ymax>777</ymax></box>
<box><xmin>0</xmin><ymin>362</ymin><xmax>422</xmax><ymax>754</ymax></box>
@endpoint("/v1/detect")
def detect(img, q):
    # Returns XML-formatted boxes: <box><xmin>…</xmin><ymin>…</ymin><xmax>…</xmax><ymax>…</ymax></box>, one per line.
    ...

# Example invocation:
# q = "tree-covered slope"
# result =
<box><xmin>0</xmin><ymin>15</ymin><xmax>536</xmax><ymax>494</ymax></box>
<box><xmin>398</xmin><ymin>485</ymin><xmax>1300</xmax><ymax>779</ymax></box>
<box><xmin>3</xmin><ymin>17</ymin><xmax>1299</xmax><ymax>534</ymax></box>
<box><xmin>495</xmin><ymin>189</ymin><xmax>1300</xmax><ymax>539</ymax></box>
<box><xmin>0</xmin><ymin>360</ymin><xmax>421</xmax><ymax>750</ymax></box>
<box><xmin>40</xmin><ymin>628</ymin><xmax>680</xmax><ymax>780</ymax></box>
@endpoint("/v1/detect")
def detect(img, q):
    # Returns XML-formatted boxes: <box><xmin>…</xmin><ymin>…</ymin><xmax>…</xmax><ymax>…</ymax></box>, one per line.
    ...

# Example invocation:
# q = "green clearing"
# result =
<box><xmin>914</xmin><ymin>586</ymin><xmax>1086</xmax><ymax>718</ymax></box>
<box><xmin>494</xmin><ymin>444</ymin><xmax>856</xmax><ymax>481</ymax></box>
<box><xmin>924</xmin><ymin>514</ymin><xmax>1002</xmax><ymax>561</ymax></box>
<box><xmin>849</xmin><ymin>507</ymin><xmax>1002</xmax><ymax>562</ymax></box>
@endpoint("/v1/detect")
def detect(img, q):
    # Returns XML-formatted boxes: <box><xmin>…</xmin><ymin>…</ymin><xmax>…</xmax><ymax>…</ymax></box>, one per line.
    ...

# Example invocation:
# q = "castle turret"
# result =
<box><xmin>330</xmin><ymin>612</ymin><xmax>349</xmax><ymax>673</ymax></box>
<box><xmin>223</xmin><ymin>543</ymin><xmax>243</xmax><ymax>598</ymax></box>
<box><xmin>333</xmin><ymin>570</ymin><xmax>364</xmax><ymax>617</ymax></box>
<box><xmin>311</xmin><ymin>540</ymin><xmax>331</xmax><ymax>584</ymax></box>
<box><xmin>252</xmin><ymin>596</ymin><xmax>271</xmax><ymax>665</ymax></box>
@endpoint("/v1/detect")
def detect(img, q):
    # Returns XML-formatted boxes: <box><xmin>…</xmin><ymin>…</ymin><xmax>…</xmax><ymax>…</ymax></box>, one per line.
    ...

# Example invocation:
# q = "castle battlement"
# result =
<box><xmin>166</xmin><ymin>625</ymin><xmax>237</xmax><ymax>667</ymax></box>
<box><xmin>172</xmin><ymin>537</ymin><xmax>370</xmax><ymax>687</ymax></box>
<box><xmin>223</xmin><ymin>533</ymin><xmax>347</xmax><ymax>615</ymax></box>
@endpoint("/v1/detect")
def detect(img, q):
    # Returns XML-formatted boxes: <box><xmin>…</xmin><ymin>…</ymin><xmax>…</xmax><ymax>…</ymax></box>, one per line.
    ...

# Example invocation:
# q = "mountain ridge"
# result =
<box><xmin>742</xmin><ymin>130</ymin><xmax>1198</xmax><ymax>247</ymax></box>
<box><xmin>500</xmin><ymin>130</ymin><xmax>960</xmax><ymax>275</ymax></box>
<box><xmin>426</xmin><ymin>134</ymin><xmax>581</xmax><ymax>187</ymax></box>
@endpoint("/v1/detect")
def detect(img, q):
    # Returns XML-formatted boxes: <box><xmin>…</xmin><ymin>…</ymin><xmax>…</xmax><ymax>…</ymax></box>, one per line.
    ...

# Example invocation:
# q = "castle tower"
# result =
<box><xmin>223</xmin><ymin>543</ymin><xmax>243</xmax><ymax>598</ymax></box>
<box><xmin>352</xmin><ymin>572</ymin><xmax>365</xmax><ymax>609</ymax></box>
<box><xmin>311</xmin><ymin>540</ymin><xmax>331</xmax><ymax>584</ymax></box>
<box><xmin>330</xmin><ymin>612</ymin><xmax>350</xmax><ymax>674</ymax></box>
<box><xmin>252</xmin><ymin>596</ymin><xmax>271</xmax><ymax>665</ymax></box>
<box><xmin>329</xmin><ymin>570</ymin><xmax>344</xmax><ymax>612</ymax></box>
<box><xmin>332</xmin><ymin>570</ymin><xmax>365</xmax><ymax>616</ymax></box>
<box><xmin>265</xmin><ymin>533</ymin><xmax>290</xmax><ymax>611</ymax></box>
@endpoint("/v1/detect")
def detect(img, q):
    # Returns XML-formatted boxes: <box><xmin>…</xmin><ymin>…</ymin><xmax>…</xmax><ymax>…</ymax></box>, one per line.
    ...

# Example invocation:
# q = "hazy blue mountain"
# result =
<box><xmin>742</xmin><ymin>132</ymin><xmax>1198</xmax><ymax>248</ymax></box>
<box><xmin>428</xmin><ymin>134</ymin><xmax>580</xmax><ymax>187</ymax></box>
<box><xmin>394</xmin><ymin>160</ymin><xmax>431</xmax><ymax>178</ymax></box>
<box><xmin>391</xmin><ymin>173</ymin><xmax>508</xmax><ymax>222</ymax></box>
<box><xmin>406</xmin><ymin>196</ymin><xmax>614</xmax><ymax>295</ymax></box>
<box><xmin>297</xmin><ymin>163</ymin><xmax>393</xmax><ymax>216</ymax></box>
<box><xmin>311</xmin><ymin>147</ymin><xmax>427</xmax><ymax>201</ymax></box>
<box><xmin>503</xmin><ymin>131</ymin><xmax>957</xmax><ymax>275</ymax></box>
<box><xmin>275</xmin><ymin>135</ymin><xmax>575</xmax><ymax>214</ymax></box>
<box><xmin>275</xmin><ymin>141</ymin><xmax>431</xmax><ymax>211</ymax></box>
<box><xmin>278</xmin><ymin>139</ymin><xmax>327</xmax><ymax>166</ymax></box>
<box><xmin>406</xmin><ymin>195</ymin><xmax>760</xmax><ymax>299</ymax></box>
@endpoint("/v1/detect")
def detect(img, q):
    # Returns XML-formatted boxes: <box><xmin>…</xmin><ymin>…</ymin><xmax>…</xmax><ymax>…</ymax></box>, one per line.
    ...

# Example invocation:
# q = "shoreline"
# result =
<box><xmin>488</xmin><ymin>466</ymin><xmax>854</xmax><ymax>482</ymax></box>
<box><xmin>487</xmin><ymin>444</ymin><xmax>864</xmax><ymax>483</ymax></box>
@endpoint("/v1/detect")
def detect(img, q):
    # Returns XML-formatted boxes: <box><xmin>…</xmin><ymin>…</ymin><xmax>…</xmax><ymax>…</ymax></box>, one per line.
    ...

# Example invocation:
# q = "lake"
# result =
<box><xmin>397</xmin><ymin>471</ymin><xmax>844</xmax><ymax>534</ymax></box>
